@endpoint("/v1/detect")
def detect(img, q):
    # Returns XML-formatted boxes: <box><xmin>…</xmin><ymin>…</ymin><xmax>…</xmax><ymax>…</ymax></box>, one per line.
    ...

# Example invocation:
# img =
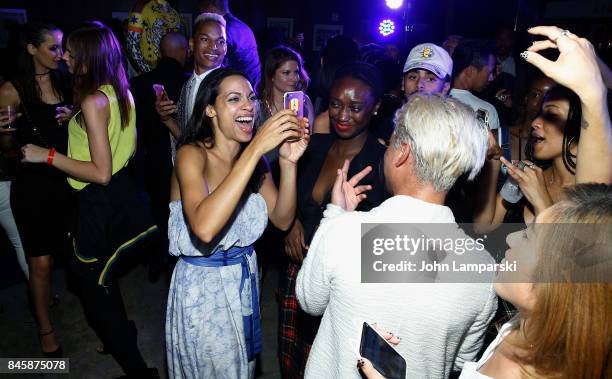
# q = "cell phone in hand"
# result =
<box><xmin>153</xmin><ymin>84</ymin><xmax>169</xmax><ymax>101</ymax></box>
<box><xmin>283</xmin><ymin>91</ymin><xmax>304</xmax><ymax>118</ymax></box>
<box><xmin>359</xmin><ymin>322</ymin><xmax>407</xmax><ymax>379</ymax></box>
<box><xmin>283</xmin><ymin>91</ymin><xmax>305</xmax><ymax>142</ymax></box>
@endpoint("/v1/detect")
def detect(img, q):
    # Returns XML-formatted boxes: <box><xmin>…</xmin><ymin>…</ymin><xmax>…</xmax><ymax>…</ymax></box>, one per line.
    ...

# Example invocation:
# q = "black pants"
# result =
<box><xmin>70</xmin><ymin>169</ymin><xmax>155</xmax><ymax>377</ymax></box>
<box><xmin>145</xmin><ymin>175</ymin><xmax>171</xmax><ymax>275</ymax></box>
<box><xmin>73</xmin><ymin>271</ymin><xmax>148</xmax><ymax>376</ymax></box>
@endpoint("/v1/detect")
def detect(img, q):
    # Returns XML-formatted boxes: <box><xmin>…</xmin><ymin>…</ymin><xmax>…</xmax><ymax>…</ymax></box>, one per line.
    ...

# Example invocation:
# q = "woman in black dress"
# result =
<box><xmin>278</xmin><ymin>62</ymin><xmax>389</xmax><ymax>378</ymax></box>
<box><xmin>0</xmin><ymin>22</ymin><xmax>73</xmax><ymax>357</ymax></box>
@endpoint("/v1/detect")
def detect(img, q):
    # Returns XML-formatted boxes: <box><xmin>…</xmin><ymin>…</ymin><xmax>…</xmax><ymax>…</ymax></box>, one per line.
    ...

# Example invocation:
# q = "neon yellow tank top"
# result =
<box><xmin>67</xmin><ymin>85</ymin><xmax>136</xmax><ymax>190</ymax></box>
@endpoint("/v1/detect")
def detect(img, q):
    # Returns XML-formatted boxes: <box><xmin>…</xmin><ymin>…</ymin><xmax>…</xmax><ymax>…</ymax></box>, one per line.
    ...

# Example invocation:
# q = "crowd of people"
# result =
<box><xmin>0</xmin><ymin>0</ymin><xmax>611</xmax><ymax>378</ymax></box>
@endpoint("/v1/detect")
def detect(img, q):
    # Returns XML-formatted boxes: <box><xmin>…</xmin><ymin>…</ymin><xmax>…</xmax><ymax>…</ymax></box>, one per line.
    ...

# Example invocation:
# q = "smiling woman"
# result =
<box><xmin>165</xmin><ymin>68</ymin><xmax>309</xmax><ymax>378</ymax></box>
<box><xmin>0</xmin><ymin>22</ymin><xmax>73</xmax><ymax>359</ymax></box>
<box><xmin>278</xmin><ymin>62</ymin><xmax>389</xmax><ymax>378</ymax></box>
<box><xmin>257</xmin><ymin>45</ymin><xmax>315</xmax><ymax>181</ymax></box>
<box><xmin>258</xmin><ymin>45</ymin><xmax>314</xmax><ymax>126</ymax></box>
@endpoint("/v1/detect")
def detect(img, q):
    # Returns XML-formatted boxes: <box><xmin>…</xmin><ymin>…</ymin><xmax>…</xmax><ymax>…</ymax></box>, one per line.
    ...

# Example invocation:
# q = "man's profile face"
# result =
<box><xmin>472</xmin><ymin>54</ymin><xmax>495</xmax><ymax>92</ymax></box>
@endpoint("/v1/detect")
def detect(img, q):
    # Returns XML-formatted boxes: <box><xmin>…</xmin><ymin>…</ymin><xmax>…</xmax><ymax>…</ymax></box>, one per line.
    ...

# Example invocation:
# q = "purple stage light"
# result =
<box><xmin>386</xmin><ymin>0</ymin><xmax>403</xmax><ymax>9</ymax></box>
<box><xmin>378</xmin><ymin>19</ymin><xmax>395</xmax><ymax>37</ymax></box>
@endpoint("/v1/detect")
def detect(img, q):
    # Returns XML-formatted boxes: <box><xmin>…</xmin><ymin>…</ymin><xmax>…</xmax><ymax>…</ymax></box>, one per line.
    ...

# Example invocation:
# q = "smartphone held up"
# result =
<box><xmin>283</xmin><ymin>91</ymin><xmax>307</xmax><ymax>142</ymax></box>
<box><xmin>283</xmin><ymin>91</ymin><xmax>304</xmax><ymax>118</ymax></box>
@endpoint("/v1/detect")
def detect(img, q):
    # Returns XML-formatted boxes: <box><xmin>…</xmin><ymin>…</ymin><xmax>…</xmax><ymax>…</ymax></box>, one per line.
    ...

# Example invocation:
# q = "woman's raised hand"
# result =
<box><xmin>251</xmin><ymin>109</ymin><xmax>302</xmax><ymax>156</ymax></box>
<box><xmin>279</xmin><ymin>117</ymin><xmax>309</xmax><ymax>164</ymax></box>
<box><xmin>331</xmin><ymin>159</ymin><xmax>373</xmax><ymax>211</ymax></box>
<box><xmin>524</xmin><ymin>26</ymin><xmax>605</xmax><ymax>101</ymax></box>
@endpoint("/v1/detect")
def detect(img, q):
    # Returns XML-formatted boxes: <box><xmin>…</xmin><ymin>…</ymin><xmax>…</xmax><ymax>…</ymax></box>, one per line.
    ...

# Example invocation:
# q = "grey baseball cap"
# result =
<box><xmin>403</xmin><ymin>43</ymin><xmax>453</xmax><ymax>79</ymax></box>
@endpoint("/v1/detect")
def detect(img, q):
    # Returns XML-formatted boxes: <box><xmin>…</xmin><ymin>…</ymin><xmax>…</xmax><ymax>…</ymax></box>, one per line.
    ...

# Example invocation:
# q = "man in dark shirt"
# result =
<box><xmin>197</xmin><ymin>0</ymin><xmax>261</xmax><ymax>89</ymax></box>
<box><xmin>131</xmin><ymin>32</ymin><xmax>189</xmax><ymax>280</ymax></box>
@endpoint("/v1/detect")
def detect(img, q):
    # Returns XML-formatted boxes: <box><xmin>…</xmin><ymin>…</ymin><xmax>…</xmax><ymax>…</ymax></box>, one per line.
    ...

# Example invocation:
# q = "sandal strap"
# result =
<box><xmin>39</xmin><ymin>329</ymin><xmax>55</xmax><ymax>336</ymax></box>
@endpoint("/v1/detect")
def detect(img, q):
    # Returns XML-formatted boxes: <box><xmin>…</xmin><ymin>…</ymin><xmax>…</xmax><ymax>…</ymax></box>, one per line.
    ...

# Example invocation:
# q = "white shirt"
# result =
<box><xmin>459</xmin><ymin>322</ymin><xmax>513</xmax><ymax>379</ymax></box>
<box><xmin>296</xmin><ymin>196</ymin><xmax>498</xmax><ymax>379</ymax></box>
<box><xmin>186</xmin><ymin>67</ymin><xmax>219</xmax><ymax>122</ymax></box>
<box><xmin>450</xmin><ymin>89</ymin><xmax>500</xmax><ymax>130</ymax></box>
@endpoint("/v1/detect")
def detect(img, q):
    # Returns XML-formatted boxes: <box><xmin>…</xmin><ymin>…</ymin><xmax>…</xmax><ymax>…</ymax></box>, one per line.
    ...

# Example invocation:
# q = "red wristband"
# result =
<box><xmin>47</xmin><ymin>148</ymin><xmax>56</xmax><ymax>166</ymax></box>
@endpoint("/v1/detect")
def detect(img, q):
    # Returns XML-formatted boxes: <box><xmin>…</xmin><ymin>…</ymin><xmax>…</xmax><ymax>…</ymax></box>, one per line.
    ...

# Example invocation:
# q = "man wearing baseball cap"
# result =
<box><xmin>402</xmin><ymin>43</ymin><xmax>453</xmax><ymax>98</ymax></box>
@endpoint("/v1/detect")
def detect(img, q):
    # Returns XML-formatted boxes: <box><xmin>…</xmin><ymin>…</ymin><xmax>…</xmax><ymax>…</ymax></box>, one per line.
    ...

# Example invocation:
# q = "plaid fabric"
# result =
<box><xmin>497</xmin><ymin>297</ymin><xmax>517</xmax><ymax>322</ymax></box>
<box><xmin>278</xmin><ymin>263</ymin><xmax>321</xmax><ymax>379</ymax></box>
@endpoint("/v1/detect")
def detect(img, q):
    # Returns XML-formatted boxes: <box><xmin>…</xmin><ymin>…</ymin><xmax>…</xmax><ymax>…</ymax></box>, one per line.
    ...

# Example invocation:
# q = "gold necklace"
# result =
<box><xmin>264</xmin><ymin>99</ymin><xmax>280</xmax><ymax>116</ymax></box>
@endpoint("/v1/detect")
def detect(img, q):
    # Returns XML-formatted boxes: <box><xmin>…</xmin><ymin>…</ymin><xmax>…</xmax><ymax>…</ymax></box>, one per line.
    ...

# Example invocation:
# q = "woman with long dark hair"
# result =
<box><xmin>475</xmin><ymin>84</ymin><xmax>585</xmax><ymax>230</ymax></box>
<box><xmin>0</xmin><ymin>22</ymin><xmax>73</xmax><ymax>358</ymax></box>
<box><xmin>165</xmin><ymin>67</ymin><xmax>308</xmax><ymax>378</ymax></box>
<box><xmin>255</xmin><ymin>45</ymin><xmax>314</xmax><ymax>179</ymax></box>
<box><xmin>258</xmin><ymin>45</ymin><xmax>314</xmax><ymax>126</ymax></box>
<box><xmin>21</xmin><ymin>22</ymin><xmax>158</xmax><ymax>377</ymax></box>
<box><xmin>255</xmin><ymin>46</ymin><xmax>315</xmax><ymax>277</ymax></box>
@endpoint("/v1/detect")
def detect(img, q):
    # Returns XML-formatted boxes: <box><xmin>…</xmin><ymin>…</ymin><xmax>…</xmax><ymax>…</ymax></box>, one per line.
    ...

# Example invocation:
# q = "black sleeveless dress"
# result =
<box><xmin>10</xmin><ymin>95</ymin><xmax>73</xmax><ymax>258</ymax></box>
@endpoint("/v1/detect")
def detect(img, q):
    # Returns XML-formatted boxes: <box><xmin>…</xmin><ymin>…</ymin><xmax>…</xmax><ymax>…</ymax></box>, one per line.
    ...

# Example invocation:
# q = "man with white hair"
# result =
<box><xmin>155</xmin><ymin>13</ymin><xmax>227</xmax><ymax>140</ymax></box>
<box><xmin>296</xmin><ymin>94</ymin><xmax>497</xmax><ymax>378</ymax></box>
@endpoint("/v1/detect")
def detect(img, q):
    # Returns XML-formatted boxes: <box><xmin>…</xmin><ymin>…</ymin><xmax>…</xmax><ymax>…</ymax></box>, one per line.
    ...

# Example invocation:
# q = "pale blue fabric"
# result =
<box><xmin>0</xmin><ymin>182</ymin><xmax>27</xmax><ymax>278</ymax></box>
<box><xmin>165</xmin><ymin>192</ymin><xmax>268</xmax><ymax>379</ymax></box>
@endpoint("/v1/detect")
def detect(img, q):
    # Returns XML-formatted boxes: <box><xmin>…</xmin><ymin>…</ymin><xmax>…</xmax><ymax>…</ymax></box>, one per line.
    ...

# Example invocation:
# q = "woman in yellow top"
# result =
<box><xmin>21</xmin><ymin>22</ymin><xmax>159</xmax><ymax>378</ymax></box>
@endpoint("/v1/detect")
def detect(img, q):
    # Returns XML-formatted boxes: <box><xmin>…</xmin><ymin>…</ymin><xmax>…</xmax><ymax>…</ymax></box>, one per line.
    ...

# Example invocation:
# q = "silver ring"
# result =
<box><xmin>527</xmin><ymin>164</ymin><xmax>536</xmax><ymax>170</ymax></box>
<box><xmin>554</xmin><ymin>29</ymin><xmax>571</xmax><ymax>42</ymax></box>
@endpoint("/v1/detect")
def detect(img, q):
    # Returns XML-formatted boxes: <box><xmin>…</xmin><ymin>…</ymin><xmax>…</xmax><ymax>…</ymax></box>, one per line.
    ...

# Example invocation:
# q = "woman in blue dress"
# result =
<box><xmin>165</xmin><ymin>68</ymin><xmax>309</xmax><ymax>378</ymax></box>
